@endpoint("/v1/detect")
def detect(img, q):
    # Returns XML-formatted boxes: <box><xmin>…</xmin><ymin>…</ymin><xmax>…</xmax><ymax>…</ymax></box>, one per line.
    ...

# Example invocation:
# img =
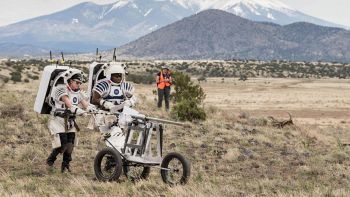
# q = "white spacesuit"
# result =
<box><xmin>91</xmin><ymin>63</ymin><xmax>136</xmax><ymax>152</ymax></box>
<box><xmin>45</xmin><ymin>68</ymin><xmax>89</xmax><ymax>172</ymax></box>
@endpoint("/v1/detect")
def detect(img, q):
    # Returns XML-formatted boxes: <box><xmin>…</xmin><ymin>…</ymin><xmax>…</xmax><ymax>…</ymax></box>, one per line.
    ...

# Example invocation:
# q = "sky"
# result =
<box><xmin>0</xmin><ymin>0</ymin><xmax>349</xmax><ymax>27</ymax></box>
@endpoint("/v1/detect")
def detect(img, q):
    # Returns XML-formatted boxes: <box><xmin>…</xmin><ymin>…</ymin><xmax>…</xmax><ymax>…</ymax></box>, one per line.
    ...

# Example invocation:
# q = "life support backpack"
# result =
<box><xmin>34</xmin><ymin>66</ymin><xmax>84</xmax><ymax>114</ymax></box>
<box><xmin>34</xmin><ymin>65</ymin><xmax>69</xmax><ymax>114</ymax></box>
<box><xmin>87</xmin><ymin>61</ymin><xmax>127</xmax><ymax>103</ymax></box>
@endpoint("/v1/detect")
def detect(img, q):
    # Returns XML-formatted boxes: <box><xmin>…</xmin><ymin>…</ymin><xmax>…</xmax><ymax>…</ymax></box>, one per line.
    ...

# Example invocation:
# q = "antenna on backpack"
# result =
<box><xmin>49</xmin><ymin>51</ymin><xmax>53</xmax><ymax>63</ymax></box>
<box><xmin>113</xmin><ymin>48</ymin><xmax>116</xmax><ymax>61</ymax></box>
<box><xmin>96</xmin><ymin>48</ymin><xmax>99</xmax><ymax>62</ymax></box>
<box><xmin>61</xmin><ymin>52</ymin><xmax>65</xmax><ymax>65</ymax></box>
<box><xmin>95</xmin><ymin>48</ymin><xmax>102</xmax><ymax>62</ymax></box>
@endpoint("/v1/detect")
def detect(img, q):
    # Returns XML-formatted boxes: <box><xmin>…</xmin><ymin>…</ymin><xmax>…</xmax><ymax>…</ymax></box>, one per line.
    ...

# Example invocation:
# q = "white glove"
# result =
<box><xmin>69</xmin><ymin>106</ymin><xmax>87</xmax><ymax>116</ymax></box>
<box><xmin>123</xmin><ymin>100</ymin><xmax>132</xmax><ymax>107</ymax></box>
<box><xmin>110</xmin><ymin>103</ymin><xmax>124</xmax><ymax>113</ymax></box>
<box><xmin>100</xmin><ymin>100</ymin><xmax>114</xmax><ymax>110</ymax></box>
<box><xmin>86</xmin><ymin>104</ymin><xmax>97</xmax><ymax>113</ymax></box>
<box><xmin>121</xmin><ymin>82</ymin><xmax>134</xmax><ymax>98</ymax></box>
<box><xmin>130</xmin><ymin>96</ymin><xmax>137</xmax><ymax>106</ymax></box>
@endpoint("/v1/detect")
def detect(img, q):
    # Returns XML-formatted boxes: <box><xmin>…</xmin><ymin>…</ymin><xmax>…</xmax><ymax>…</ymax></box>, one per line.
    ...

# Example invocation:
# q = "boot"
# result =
<box><xmin>46</xmin><ymin>148</ymin><xmax>60</xmax><ymax>167</ymax></box>
<box><xmin>61</xmin><ymin>143</ymin><xmax>73</xmax><ymax>173</ymax></box>
<box><xmin>61</xmin><ymin>162</ymin><xmax>72</xmax><ymax>173</ymax></box>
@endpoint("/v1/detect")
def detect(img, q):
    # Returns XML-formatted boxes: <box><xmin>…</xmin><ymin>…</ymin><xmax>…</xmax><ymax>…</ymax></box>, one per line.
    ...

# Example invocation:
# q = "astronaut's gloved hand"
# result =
<box><xmin>69</xmin><ymin>106</ymin><xmax>87</xmax><ymax>117</ymax></box>
<box><xmin>100</xmin><ymin>100</ymin><xmax>114</xmax><ymax>110</ymax></box>
<box><xmin>123</xmin><ymin>100</ymin><xmax>132</xmax><ymax>107</ymax></box>
<box><xmin>110</xmin><ymin>103</ymin><xmax>124</xmax><ymax>113</ymax></box>
<box><xmin>121</xmin><ymin>82</ymin><xmax>134</xmax><ymax>98</ymax></box>
<box><xmin>86</xmin><ymin>104</ymin><xmax>97</xmax><ymax>113</ymax></box>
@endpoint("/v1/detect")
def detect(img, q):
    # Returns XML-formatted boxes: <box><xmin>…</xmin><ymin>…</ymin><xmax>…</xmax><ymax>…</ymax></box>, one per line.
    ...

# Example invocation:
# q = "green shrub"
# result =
<box><xmin>3</xmin><ymin>77</ymin><xmax>9</xmax><ymax>83</ymax></box>
<box><xmin>27</xmin><ymin>74</ymin><xmax>39</xmax><ymax>80</ymax></box>
<box><xmin>197</xmin><ymin>75</ymin><xmax>206</xmax><ymax>82</ymax></box>
<box><xmin>171</xmin><ymin>71</ymin><xmax>206</xmax><ymax>121</ymax></box>
<box><xmin>171</xmin><ymin>71</ymin><xmax>205</xmax><ymax>103</ymax></box>
<box><xmin>5</xmin><ymin>61</ymin><xmax>12</xmax><ymax>67</ymax></box>
<box><xmin>171</xmin><ymin>99</ymin><xmax>206</xmax><ymax>121</ymax></box>
<box><xmin>30</xmin><ymin>75</ymin><xmax>39</xmax><ymax>80</ymax></box>
<box><xmin>10</xmin><ymin>71</ymin><xmax>22</xmax><ymax>82</ymax></box>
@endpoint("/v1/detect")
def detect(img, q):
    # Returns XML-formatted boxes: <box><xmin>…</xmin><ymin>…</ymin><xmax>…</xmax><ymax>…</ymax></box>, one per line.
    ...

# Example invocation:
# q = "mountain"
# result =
<box><xmin>213</xmin><ymin>0</ymin><xmax>346</xmax><ymax>28</ymax></box>
<box><xmin>0</xmin><ymin>43</ymin><xmax>50</xmax><ymax>57</ymax></box>
<box><xmin>0</xmin><ymin>1</ymin><xmax>193</xmax><ymax>54</ymax></box>
<box><xmin>115</xmin><ymin>9</ymin><xmax>350</xmax><ymax>62</ymax></box>
<box><xmin>171</xmin><ymin>0</ymin><xmax>347</xmax><ymax>28</ymax></box>
<box><xmin>0</xmin><ymin>0</ymin><xmax>347</xmax><ymax>57</ymax></box>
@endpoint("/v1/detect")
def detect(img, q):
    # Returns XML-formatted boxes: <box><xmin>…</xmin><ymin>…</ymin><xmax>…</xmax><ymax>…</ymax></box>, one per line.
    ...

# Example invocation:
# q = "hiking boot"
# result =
<box><xmin>61</xmin><ymin>163</ymin><xmax>72</xmax><ymax>173</ymax></box>
<box><xmin>46</xmin><ymin>148</ymin><xmax>60</xmax><ymax>167</ymax></box>
<box><xmin>46</xmin><ymin>161</ymin><xmax>55</xmax><ymax>173</ymax></box>
<box><xmin>46</xmin><ymin>160</ymin><xmax>54</xmax><ymax>167</ymax></box>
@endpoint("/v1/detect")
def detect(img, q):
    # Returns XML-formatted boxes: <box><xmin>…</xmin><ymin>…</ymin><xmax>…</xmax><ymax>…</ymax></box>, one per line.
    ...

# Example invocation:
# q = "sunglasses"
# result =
<box><xmin>73</xmin><ymin>80</ymin><xmax>82</xmax><ymax>85</ymax></box>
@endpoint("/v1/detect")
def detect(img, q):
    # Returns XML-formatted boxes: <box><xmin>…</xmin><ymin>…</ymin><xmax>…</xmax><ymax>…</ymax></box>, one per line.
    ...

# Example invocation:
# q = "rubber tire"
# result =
<box><xmin>94</xmin><ymin>147</ymin><xmax>122</xmax><ymax>182</ymax></box>
<box><xmin>161</xmin><ymin>152</ymin><xmax>191</xmax><ymax>185</ymax></box>
<box><xmin>123</xmin><ymin>161</ymin><xmax>151</xmax><ymax>181</ymax></box>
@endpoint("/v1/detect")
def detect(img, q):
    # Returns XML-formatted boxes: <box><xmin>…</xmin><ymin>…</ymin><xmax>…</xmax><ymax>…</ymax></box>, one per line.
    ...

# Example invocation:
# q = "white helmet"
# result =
<box><xmin>53</xmin><ymin>68</ymin><xmax>84</xmax><ymax>86</ymax></box>
<box><xmin>104</xmin><ymin>62</ymin><xmax>126</xmax><ymax>85</ymax></box>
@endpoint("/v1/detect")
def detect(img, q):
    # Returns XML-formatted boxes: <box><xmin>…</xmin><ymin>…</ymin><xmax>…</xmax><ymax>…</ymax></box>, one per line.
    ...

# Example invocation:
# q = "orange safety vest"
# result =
<box><xmin>157</xmin><ymin>71</ymin><xmax>171</xmax><ymax>89</ymax></box>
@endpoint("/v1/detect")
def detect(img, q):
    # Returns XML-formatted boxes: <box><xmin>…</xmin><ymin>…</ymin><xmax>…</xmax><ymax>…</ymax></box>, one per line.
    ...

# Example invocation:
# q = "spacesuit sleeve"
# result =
<box><xmin>51</xmin><ymin>85</ymin><xmax>68</xmax><ymax>102</ymax></box>
<box><xmin>93</xmin><ymin>80</ymin><xmax>109</xmax><ymax>97</ymax></box>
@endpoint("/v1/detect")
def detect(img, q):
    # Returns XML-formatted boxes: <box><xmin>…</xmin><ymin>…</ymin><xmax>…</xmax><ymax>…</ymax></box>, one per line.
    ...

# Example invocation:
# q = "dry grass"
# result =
<box><xmin>0</xmin><ymin>76</ymin><xmax>350</xmax><ymax>196</ymax></box>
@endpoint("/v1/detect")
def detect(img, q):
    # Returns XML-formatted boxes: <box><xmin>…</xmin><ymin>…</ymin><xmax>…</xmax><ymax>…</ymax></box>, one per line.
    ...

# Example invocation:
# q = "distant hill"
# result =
<box><xmin>0</xmin><ymin>43</ymin><xmax>50</xmax><ymax>57</ymax></box>
<box><xmin>116</xmin><ymin>9</ymin><xmax>350</xmax><ymax>63</ymax></box>
<box><xmin>0</xmin><ymin>1</ymin><xmax>192</xmax><ymax>55</ymax></box>
<box><xmin>0</xmin><ymin>0</ymin><xmax>347</xmax><ymax>57</ymax></box>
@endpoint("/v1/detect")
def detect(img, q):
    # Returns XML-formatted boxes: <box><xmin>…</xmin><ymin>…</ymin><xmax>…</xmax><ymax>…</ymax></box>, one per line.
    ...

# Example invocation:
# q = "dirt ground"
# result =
<box><xmin>136</xmin><ymin>78</ymin><xmax>350</xmax><ymax>125</ymax></box>
<box><xmin>1</xmin><ymin>76</ymin><xmax>350</xmax><ymax>196</ymax></box>
<box><xmin>5</xmin><ymin>76</ymin><xmax>350</xmax><ymax>127</ymax></box>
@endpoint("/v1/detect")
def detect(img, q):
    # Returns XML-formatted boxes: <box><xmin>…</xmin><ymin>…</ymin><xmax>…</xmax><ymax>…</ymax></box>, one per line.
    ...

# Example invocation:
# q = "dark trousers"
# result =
<box><xmin>47</xmin><ymin>132</ymin><xmax>75</xmax><ymax>166</ymax></box>
<box><xmin>158</xmin><ymin>87</ymin><xmax>170</xmax><ymax>110</ymax></box>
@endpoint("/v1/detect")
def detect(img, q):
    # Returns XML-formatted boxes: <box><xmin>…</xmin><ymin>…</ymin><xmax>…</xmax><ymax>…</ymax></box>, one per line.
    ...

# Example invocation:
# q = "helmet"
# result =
<box><xmin>69</xmin><ymin>73</ymin><xmax>83</xmax><ymax>83</ymax></box>
<box><xmin>52</xmin><ymin>68</ymin><xmax>84</xmax><ymax>86</ymax></box>
<box><xmin>104</xmin><ymin>62</ymin><xmax>125</xmax><ymax>85</ymax></box>
<box><xmin>64</xmin><ymin>68</ymin><xmax>84</xmax><ymax>84</ymax></box>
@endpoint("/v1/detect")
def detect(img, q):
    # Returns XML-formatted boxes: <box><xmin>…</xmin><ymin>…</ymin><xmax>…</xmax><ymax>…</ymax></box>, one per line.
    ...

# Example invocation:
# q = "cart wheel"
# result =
<box><xmin>123</xmin><ymin>161</ymin><xmax>151</xmax><ymax>181</ymax></box>
<box><xmin>161</xmin><ymin>152</ymin><xmax>190</xmax><ymax>185</ymax></box>
<box><xmin>94</xmin><ymin>147</ymin><xmax>122</xmax><ymax>182</ymax></box>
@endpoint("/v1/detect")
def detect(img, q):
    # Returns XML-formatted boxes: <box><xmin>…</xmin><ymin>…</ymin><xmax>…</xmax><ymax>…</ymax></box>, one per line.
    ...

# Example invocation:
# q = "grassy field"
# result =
<box><xmin>0</xmin><ymin>73</ymin><xmax>350</xmax><ymax>196</ymax></box>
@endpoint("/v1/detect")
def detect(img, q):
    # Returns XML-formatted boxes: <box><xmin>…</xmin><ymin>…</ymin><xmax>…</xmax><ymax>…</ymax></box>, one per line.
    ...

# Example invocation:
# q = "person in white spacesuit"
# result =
<box><xmin>90</xmin><ymin>63</ymin><xmax>136</xmax><ymax>152</ymax></box>
<box><xmin>46</xmin><ymin>69</ymin><xmax>90</xmax><ymax>173</ymax></box>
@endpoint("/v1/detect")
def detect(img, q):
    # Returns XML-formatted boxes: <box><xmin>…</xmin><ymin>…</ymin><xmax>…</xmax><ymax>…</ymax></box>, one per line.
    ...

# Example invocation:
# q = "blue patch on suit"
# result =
<box><xmin>114</xmin><ymin>89</ymin><xmax>119</xmax><ymax>95</ymax></box>
<box><xmin>73</xmin><ymin>97</ymin><xmax>78</xmax><ymax>104</ymax></box>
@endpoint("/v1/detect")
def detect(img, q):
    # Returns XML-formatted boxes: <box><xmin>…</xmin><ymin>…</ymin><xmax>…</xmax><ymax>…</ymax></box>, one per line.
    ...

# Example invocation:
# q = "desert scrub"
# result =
<box><xmin>0</xmin><ymin>104</ymin><xmax>25</xmax><ymax>120</ymax></box>
<box><xmin>171</xmin><ymin>71</ymin><xmax>206</xmax><ymax>121</ymax></box>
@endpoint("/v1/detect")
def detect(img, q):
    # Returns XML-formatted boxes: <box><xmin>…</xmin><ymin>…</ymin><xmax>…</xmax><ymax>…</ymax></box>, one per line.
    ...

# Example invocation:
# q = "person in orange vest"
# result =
<box><xmin>156</xmin><ymin>65</ymin><xmax>172</xmax><ymax>111</ymax></box>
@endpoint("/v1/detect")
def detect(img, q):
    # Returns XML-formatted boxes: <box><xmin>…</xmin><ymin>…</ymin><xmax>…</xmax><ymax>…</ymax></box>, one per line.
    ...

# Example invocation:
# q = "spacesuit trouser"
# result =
<box><xmin>47</xmin><ymin>132</ymin><xmax>75</xmax><ymax>167</ymax></box>
<box><xmin>157</xmin><ymin>86</ymin><xmax>171</xmax><ymax>110</ymax></box>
